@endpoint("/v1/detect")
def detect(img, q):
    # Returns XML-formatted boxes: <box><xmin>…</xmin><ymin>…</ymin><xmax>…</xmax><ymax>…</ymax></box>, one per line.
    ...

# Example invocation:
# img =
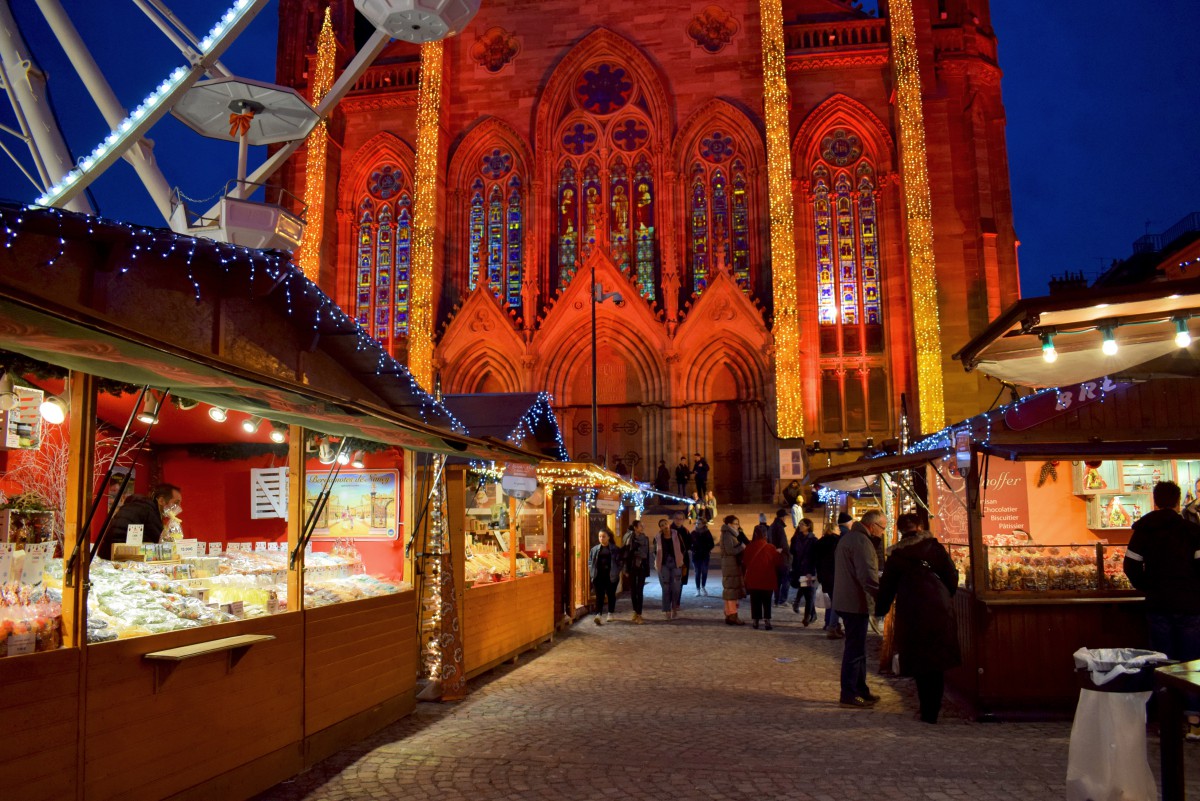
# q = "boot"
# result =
<box><xmin>752</xmin><ymin>619</ymin><xmax>760</xmax><ymax>629</ymax></box>
<box><xmin>724</xmin><ymin>614</ymin><xmax>737</xmax><ymax>626</ymax></box>
<box><xmin>765</xmin><ymin>621</ymin><xmax>773</xmax><ymax>631</ymax></box>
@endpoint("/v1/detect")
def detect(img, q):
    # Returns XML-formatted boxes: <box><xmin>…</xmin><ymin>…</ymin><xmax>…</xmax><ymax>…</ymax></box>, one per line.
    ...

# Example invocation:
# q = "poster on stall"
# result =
<box><xmin>981</xmin><ymin>467</ymin><xmax>1030</xmax><ymax>540</ymax></box>
<box><xmin>304</xmin><ymin>469</ymin><xmax>400</xmax><ymax>539</ymax></box>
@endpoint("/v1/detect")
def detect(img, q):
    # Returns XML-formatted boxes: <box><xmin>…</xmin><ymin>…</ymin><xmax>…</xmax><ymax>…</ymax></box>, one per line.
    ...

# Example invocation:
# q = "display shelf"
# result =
<box><xmin>1073</xmin><ymin>460</ymin><xmax>1119</xmax><ymax>494</ymax></box>
<box><xmin>1087</xmin><ymin>492</ymin><xmax>1149</xmax><ymax>530</ymax></box>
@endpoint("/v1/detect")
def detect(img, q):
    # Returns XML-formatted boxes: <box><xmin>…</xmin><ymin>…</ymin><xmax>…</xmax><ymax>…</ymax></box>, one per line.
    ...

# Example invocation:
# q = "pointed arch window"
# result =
<box><xmin>354</xmin><ymin>163</ymin><xmax>414</xmax><ymax>344</ymax></box>
<box><xmin>552</xmin><ymin>61</ymin><xmax>657</xmax><ymax>302</ymax></box>
<box><xmin>686</xmin><ymin>130</ymin><xmax>751</xmax><ymax>295</ymax></box>
<box><xmin>467</xmin><ymin>148</ymin><xmax>525</xmax><ymax>311</ymax></box>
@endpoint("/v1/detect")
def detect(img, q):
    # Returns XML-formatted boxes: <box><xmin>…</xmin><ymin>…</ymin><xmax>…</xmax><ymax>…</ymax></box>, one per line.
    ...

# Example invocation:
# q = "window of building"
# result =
<box><xmin>686</xmin><ymin>130</ymin><xmax>751</xmax><ymax>295</ymax></box>
<box><xmin>468</xmin><ymin>148</ymin><xmax>526</xmax><ymax>310</ymax></box>
<box><xmin>354</xmin><ymin>164</ymin><xmax>413</xmax><ymax>342</ymax></box>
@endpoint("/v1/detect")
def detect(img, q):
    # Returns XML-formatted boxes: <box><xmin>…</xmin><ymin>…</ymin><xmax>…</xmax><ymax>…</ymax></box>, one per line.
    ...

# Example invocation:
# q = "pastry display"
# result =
<box><xmin>986</xmin><ymin>545</ymin><xmax>1100</xmax><ymax>592</ymax></box>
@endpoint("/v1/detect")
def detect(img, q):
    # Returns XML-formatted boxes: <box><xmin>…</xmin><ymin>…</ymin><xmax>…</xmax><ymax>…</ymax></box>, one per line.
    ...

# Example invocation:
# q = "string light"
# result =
<box><xmin>294</xmin><ymin>8</ymin><xmax>336</xmax><ymax>282</ymax></box>
<box><xmin>757</xmin><ymin>0</ymin><xmax>804</xmax><ymax>438</ymax></box>
<box><xmin>890</xmin><ymin>0</ymin><xmax>946</xmax><ymax>434</ymax></box>
<box><xmin>409</xmin><ymin>41</ymin><xmax>444</xmax><ymax>391</ymax></box>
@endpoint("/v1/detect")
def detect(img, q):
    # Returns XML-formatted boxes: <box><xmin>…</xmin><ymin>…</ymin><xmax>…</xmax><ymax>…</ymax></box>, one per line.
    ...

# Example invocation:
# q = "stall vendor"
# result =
<box><xmin>99</xmin><ymin>483</ymin><xmax>182</xmax><ymax>560</ymax></box>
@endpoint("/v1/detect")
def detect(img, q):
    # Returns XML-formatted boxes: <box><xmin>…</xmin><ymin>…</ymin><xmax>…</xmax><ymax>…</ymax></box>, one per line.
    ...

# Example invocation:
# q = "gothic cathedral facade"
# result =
<box><xmin>276</xmin><ymin>0</ymin><xmax>1019</xmax><ymax>501</ymax></box>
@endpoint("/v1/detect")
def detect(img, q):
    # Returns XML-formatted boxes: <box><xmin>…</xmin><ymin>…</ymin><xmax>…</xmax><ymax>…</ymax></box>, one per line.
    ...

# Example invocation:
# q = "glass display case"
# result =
<box><xmin>983</xmin><ymin>542</ymin><xmax>1134</xmax><ymax>594</ymax></box>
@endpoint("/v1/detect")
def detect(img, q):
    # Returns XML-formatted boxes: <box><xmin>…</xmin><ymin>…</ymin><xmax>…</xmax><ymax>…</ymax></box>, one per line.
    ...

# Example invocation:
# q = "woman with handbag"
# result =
<box><xmin>875</xmin><ymin>512</ymin><xmax>961</xmax><ymax>723</ymax></box>
<box><xmin>719</xmin><ymin>514</ymin><xmax>747</xmax><ymax>625</ymax></box>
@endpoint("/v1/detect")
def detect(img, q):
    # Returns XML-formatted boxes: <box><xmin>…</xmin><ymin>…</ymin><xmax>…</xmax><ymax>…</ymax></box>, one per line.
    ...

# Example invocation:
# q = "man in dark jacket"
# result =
<box><xmin>790</xmin><ymin>518</ymin><xmax>818</xmax><ymax>624</ymax></box>
<box><xmin>692</xmin><ymin>453</ymin><xmax>710</xmax><ymax>497</ymax></box>
<box><xmin>814</xmin><ymin>521</ymin><xmax>842</xmax><ymax>637</ymax></box>
<box><xmin>674</xmin><ymin>457</ymin><xmax>691</xmax><ymax>497</ymax></box>
<box><xmin>768</xmin><ymin>509</ymin><xmax>791</xmax><ymax>606</ymax></box>
<box><xmin>101</xmin><ymin>483</ymin><xmax>182</xmax><ymax>560</ymax></box>
<box><xmin>833</xmin><ymin>510</ymin><xmax>882</xmax><ymax>708</ymax></box>
<box><xmin>654</xmin><ymin>459</ymin><xmax>672</xmax><ymax>494</ymax></box>
<box><xmin>1124</xmin><ymin>481</ymin><xmax>1200</xmax><ymax>735</ymax></box>
<box><xmin>690</xmin><ymin>520</ymin><xmax>716</xmax><ymax>596</ymax></box>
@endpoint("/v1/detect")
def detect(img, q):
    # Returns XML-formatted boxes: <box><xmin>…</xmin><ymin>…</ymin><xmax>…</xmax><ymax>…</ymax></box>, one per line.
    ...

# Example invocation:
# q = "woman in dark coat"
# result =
<box><xmin>813</xmin><ymin>526</ymin><xmax>841</xmax><ymax>637</ymax></box>
<box><xmin>742</xmin><ymin>527</ymin><xmax>783</xmax><ymax>630</ymax></box>
<box><xmin>719</xmin><ymin>514</ymin><xmax>746</xmax><ymax>625</ymax></box>
<box><xmin>875</xmin><ymin>513</ymin><xmax>961</xmax><ymax>723</ymax></box>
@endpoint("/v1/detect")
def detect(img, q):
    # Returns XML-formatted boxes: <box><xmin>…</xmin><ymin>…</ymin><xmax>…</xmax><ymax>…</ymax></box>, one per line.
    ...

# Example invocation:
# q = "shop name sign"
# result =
<box><xmin>1004</xmin><ymin>376</ymin><xmax>1127</xmax><ymax>432</ymax></box>
<box><xmin>501</xmin><ymin>462</ymin><xmax>538</xmax><ymax>500</ymax></box>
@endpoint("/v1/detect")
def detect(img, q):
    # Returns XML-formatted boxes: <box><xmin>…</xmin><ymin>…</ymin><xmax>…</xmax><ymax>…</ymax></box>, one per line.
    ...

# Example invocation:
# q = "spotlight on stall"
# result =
<box><xmin>1040</xmin><ymin>332</ymin><xmax>1057</xmax><ymax>363</ymax></box>
<box><xmin>336</xmin><ymin>448</ymin><xmax>351</xmax><ymax>466</ymax></box>
<box><xmin>351</xmin><ymin>450</ymin><xmax>365</xmax><ymax>469</ymax></box>
<box><xmin>40</xmin><ymin>395</ymin><xmax>67</xmax><ymax>425</ymax></box>
<box><xmin>0</xmin><ymin>372</ymin><xmax>17</xmax><ymax>412</ymax></box>
<box><xmin>208</xmin><ymin>406</ymin><xmax>228</xmax><ymax>423</ymax></box>
<box><xmin>269</xmin><ymin>423</ymin><xmax>287</xmax><ymax>444</ymax></box>
<box><xmin>1176</xmin><ymin>318</ymin><xmax>1192</xmax><ymax>349</ymax></box>
<box><xmin>136</xmin><ymin>393</ymin><xmax>161</xmax><ymax>425</ymax></box>
<box><xmin>318</xmin><ymin>439</ymin><xmax>336</xmax><ymax>464</ymax></box>
<box><xmin>354</xmin><ymin>0</ymin><xmax>480</xmax><ymax>43</ymax></box>
<box><xmin>1101</xmin><ymin>326</ymin><xmax>1118</xmax><ymax>356</ymax></box>
<box><xmin>242</xmin><ymin>415</ymin><xmax>263</xmax><ymax>434</ymax></box>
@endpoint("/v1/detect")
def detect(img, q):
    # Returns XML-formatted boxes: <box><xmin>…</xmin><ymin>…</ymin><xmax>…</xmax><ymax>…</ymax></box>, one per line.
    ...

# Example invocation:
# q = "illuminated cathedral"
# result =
<box><xmin>276</xmin><ymin>0</ymin><xmax>1019</xmax><ymax>501</ymax></box>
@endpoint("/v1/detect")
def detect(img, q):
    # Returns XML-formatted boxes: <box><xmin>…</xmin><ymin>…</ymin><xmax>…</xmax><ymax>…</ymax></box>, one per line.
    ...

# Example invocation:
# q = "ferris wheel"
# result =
<box><xmin>0</xmin><ymin>0</ymin><xmax>478</xmax><ymax>249</ymax></box>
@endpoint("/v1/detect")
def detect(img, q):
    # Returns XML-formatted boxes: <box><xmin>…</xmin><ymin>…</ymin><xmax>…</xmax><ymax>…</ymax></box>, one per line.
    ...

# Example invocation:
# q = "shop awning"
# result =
<box><xmin>0</xmin><ymin>295</ymin><xmax>520</xmax><ymax>460</ymax></box>
<box><xmin>803</xmin><ymin>449</ymin><xmax>950</xmax><ymax>487</ymax></box>
<box><xmin>977</xmin><ymin>439</ymin><xmax>1200</xmax><ymax>462</ymax></box>
<box><xmin>953</xmin><ymin>278</ymin><xmax>1200</xmax><ymax>387</ymax></box>
<box><xmin>535</xmin><ymin>462</ymin><xmax>642</xmax><ymax>495</ymax></box>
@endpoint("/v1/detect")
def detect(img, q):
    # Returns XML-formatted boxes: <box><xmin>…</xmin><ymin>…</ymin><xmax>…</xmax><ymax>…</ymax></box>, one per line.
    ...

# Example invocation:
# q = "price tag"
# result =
<box><xmin>7</xmin><ymin>631</ymin><xmax>34</xmax><ymax>656</ymax></box>
<box><xmin>20</xmin><ymin>543</ymin><xmax>48</xmax><ymax>586</ymax></box>
<box><xmin>254</xmin><ymin>541</ymin><xmax>267</xmax><ymax>552</ymax></box>
<box><xmin>125</xmin><ymin>524</ymin><xmax>144</xmax><ymax>545</ymax></box>
<box><xmin>266</xmin><ymin>597</ymin><xmax>280</xmax><ymax>615</ymax></box>
<box><xmin>207</xmin><ymin>542</ymin><xmax>221</xmax><ymax>555</ymax></box>
<box><xmin>229</xmin><ymin>601</ymin><xmax>244</xmax><ymax>617</ymax></box>
<box><xmin>0</xmin><ymin>543</ymin><xmax>13</xmax><ymax>583</ymax></box>
<box><xmin>177</xmin><ymin>539</ymin><xmax>199</xmax><ymax>558</ymax></box>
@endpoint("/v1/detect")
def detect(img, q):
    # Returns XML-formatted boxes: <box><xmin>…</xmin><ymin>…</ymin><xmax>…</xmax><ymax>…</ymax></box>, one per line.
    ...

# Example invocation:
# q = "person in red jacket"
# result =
<box><xmin>742</xmin><ymin>526</ymin><xmax>783</xmax><ymax>630</ymax></box>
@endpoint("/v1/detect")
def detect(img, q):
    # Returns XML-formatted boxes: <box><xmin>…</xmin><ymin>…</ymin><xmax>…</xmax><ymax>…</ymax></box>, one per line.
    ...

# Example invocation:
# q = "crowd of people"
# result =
<box><xmin>587</xmin><ymin>504</ymin><xmax>962</xmax><ymax>723</ymax></box>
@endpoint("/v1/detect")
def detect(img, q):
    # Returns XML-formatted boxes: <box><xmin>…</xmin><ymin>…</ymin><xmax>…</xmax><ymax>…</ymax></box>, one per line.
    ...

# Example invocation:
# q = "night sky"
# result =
<box><xmin>1</xmin><ymin>1</ymin><xmax>1197</xmax><ymax>297</ymax></box>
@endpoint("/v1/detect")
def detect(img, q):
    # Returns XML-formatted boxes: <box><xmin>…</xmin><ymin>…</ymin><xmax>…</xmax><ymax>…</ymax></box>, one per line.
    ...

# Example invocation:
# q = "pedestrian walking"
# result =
<box><xmin>654</xmin><ymin>518</ymin><xmax>685</xmax><ymax>620</ymax></box>
<box><xmin>720</xmin><ymin>514</ymin><xmax>746</xmax><ymax>625</ymax></box>
<box><xmin>675</xmin><ymin>457</ymin><xmax>691</xmax><ymax>497</ymax></box>
<box><xmin>790</xmin><ymin>518</ymin><xmax>818</xmax><ymax>625</ymax></box>
<box><xmin>768</xmin><ymin>509</ymin><xmax>792</xmax><ymax>605</ymax></box>
<box><xmin>671</xmin><ymin>513</ymin><xmax>694</xmax><ymax>588</ymax></box>
<box><xmin>876</xmin><ymin>513</ymin><xmax>960</xmax><ymax>723</ymax></box>
<box><xmin>654</xmin><ymin>459</ymin><xmax>671</xmax><ymax>494</ymax></box>
<box><xmin>1124</xmin><ymin>480</ymin><xmax>1200</xmax><ymax>737</ymax></box>
<box><xmin>588</xmin><ymin>527</ymin><xmax>622</xmax><ymax>625</ymax></box>
<box><xmin>834</xmin><ymin>510</ymin><xmax>883</xmax><ymax>708</ymax></box>
<box><xmin>691</xmin><ymin>518</ymin><xmax>715</xmax><ymax>596</ymax></box>
<box><xmin>743</xmin><ymin>526</ymin><xmax>783</xmax><ymax>630</ymax></box>
<box><xmin>692</xmin><ymin>453</ymin><xmax>711</xmax><ymax>497</ymax></box>
<box><xmin>623</xmin><ymin>519</ymin><xmax>651</xmax><ymax>624</ymax></box>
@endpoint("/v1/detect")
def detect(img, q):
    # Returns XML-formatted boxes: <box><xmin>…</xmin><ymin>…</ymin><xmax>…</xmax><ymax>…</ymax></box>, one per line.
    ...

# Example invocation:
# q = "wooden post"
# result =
<box><xmin>287</xmin><ymin>425</ymin><xmax>305</xmax><ymax>612</ymax></box>
<box><xmin>62</xmin><ymin>372</ymin><xmax>96</xmax><ymax>648</ymax></box>
<box><xmin>966</xmin><ymin>448</ymin><xmax>987</xmax><ymax>594</ymax></box>
<box><xmin>508</xmin><ymin>495</ymin><xmax>518</xmax><ymax>579</ymax></box>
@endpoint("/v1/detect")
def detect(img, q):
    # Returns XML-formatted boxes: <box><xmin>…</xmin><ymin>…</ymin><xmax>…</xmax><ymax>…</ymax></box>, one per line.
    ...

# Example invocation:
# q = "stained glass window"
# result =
<box><xmin>834</xmin><ymin>172</ymin><xmax>857</xmax><ymax>326</ymax></box>
<box><xmin>464</xmin><ymin>148</ymin><xmax>524</xmax><ymax>311</ymax></box>
<box><xmin>469</xmin><ymin>178</ymin><xmax>485</xmax><ymax>290</ymax></box>
<box><xmin>487</xmin><ymin>185</ymin><xmax>504</xmax><ymax>294</ymax></box>
<box><xmin>857</xmin><ymin>163</ymin><xmax>881</xmax><ymax>326</ymax></box>
<box><xmin>552</xmin><ymin>63</ymin><xmax>658</xmax><ymax>300</ymax></box>
<box><xmin>813</xmin><ymin>167</ymin><xmax>835</xmax><ymax>325</ymax></box>
<box><xmin>354</xmin><ymin>165</ymin><xmax>414</xmax><ymax>345</ymax></box>
<box><xmin>506</xmin><ymin>176</ymin><xmax>523</xmax><ymax>307</ymax></box>
<box><xmin>686</xmin><ymin>130</ymin><xmax>752</xmax><ymax>296</ymax></box>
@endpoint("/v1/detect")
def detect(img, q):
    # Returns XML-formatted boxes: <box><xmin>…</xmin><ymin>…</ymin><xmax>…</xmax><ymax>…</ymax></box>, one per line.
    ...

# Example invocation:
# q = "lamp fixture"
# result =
<box><xmin>1101</xmin><ymin>326</ymin><xmax>1118</xmax><ymax>356</ymax></box>
<box><xmin>268</xmin><ymin>424</ymin><xmax>287</xmax><ymax>444</ymax></box>
<box><xmin>1040</xmin><ymin>332</ymin><xmax>1058</xmax><ymax>363</ymax></box>
<box><xmin>136</xmin><ymin>393</ymin><xmax>160</xmax><ymax>425</ymax></box>
<box><xmin>351</xmin><ymin>450</ymin><xmax>365</xmax><ymax>469</ymax></box>
<box><xmin>208</xmin><ymin>406</ymin><xmax>228</xmax><ymax>423</ymax></box>
<box><xmin>1175</xmin><ymin>318</ymin><xmax>1192</xmax><ymax>349</ymax></box>
<box><xmin>242</xmin><ymin>415</ymin><xmax>263</xmax><ymax>434</ymax></box>
<box><xmin>841</xmin><ymin>438</ymin><xmax>850</xmax><ymax>451</ymax></box>
<box><xmin>318</xmin><ymin>439</ymin><xmax>336</xmax><ymax>464</ymax></box>
<box><xmin>336</xmin><ymin>449</ymin><xmax>350</xmax><ymax>466</ymax></box>
<box><xmin>40</xmin><ymin>395</ymin><xmax>67</xmax><ymax>425</ymax></box>
<box><xmin>0</xmin><ymin>373</ymin><xmax>16</xmax><ymax>412</ymax></box>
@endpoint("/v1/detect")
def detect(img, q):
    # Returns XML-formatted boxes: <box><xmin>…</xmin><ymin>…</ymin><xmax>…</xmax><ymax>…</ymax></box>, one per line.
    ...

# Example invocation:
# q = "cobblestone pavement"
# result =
<box><xmin>257</xmin><ymin>575</ymin><xmax>1197</xmax><ymax>801</ymax></box>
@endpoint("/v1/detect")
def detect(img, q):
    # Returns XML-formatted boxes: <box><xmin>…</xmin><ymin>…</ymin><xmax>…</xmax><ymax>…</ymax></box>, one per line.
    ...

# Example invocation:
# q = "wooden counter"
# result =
<box><xmin>463</xmin><ymin>573</ymin><xmax>554</xmax><ymax>679</ymax></box>
<box><xmin>0</xmin><ymin>647</ymin><xmax>81</xmax><ymax>801</ymax></box>
<box><xmin>947</xmin><ymin>590</ymin><xmax>1148</xmax><ymax>720</ymax></box>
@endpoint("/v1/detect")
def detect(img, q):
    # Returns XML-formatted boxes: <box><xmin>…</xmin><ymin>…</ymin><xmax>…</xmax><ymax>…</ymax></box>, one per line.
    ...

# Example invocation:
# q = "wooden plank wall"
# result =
<box><xmin>464</xmin><ymin>573</ymin><xmax>554</xmax><ymax>678</ymax></box>
<box><xmin>945</xmin><ymin>591</ymin><xmax>980</xmax><ymax>713</ymax></box>
<box><xmin>83</xmin><ymin>613</ymin><xmax>304</xmax><ymax>801</ymax></box>
<box><xmin>304</xmin><ymin>591</ymin><xmax>418</xmax><ymax>736</ymax></box>
<box><xmin>1</xmin><ymin>648</ymin><xmax>80</xmax><ymax>801</ymax></box>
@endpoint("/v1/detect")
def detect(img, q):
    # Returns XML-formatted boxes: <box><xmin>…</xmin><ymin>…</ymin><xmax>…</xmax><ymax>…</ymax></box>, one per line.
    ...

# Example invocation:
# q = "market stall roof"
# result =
<box><xmin>535</xmin><ymin>462</ymin><xmax>642</xmax><ymax>495</ymax></box>
<box><xmin>977</xmin><ymin>439</ymin><xmax>1200</xmax><ymax>462</ymax></box>
<box><xmin>953</xmin><ymin>277</ymin><xmax>1200</xmax><ymax>387</ymax></box>
<box><xmin>442</xmin><ymin>392</ymin><xmax>569</xmax><ymax>461</ymax></box>
<box><xmin>803</xmin><ymin>449</ymin><xmax>951</xmax><ymax>488</ymax></box>
<box><xmin>0</xmin><ymin>203</ymin><xmax>533</xmax><ymax>462</ymax></box>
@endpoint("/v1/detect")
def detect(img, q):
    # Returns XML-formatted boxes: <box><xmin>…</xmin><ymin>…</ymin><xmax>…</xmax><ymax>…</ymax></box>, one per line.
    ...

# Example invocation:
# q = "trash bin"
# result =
<box><xmin>1066</xmin><ymin>648</ymin><xmax>1170</xmax><ymax>801</ymax></box>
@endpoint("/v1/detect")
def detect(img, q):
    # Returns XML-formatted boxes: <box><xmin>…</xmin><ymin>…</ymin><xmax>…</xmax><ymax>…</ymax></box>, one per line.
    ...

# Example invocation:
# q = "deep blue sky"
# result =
<box><xmin>1</xmin><ymin>1</ymin><xmax>1197</xmax><ymax>296</ymax></box>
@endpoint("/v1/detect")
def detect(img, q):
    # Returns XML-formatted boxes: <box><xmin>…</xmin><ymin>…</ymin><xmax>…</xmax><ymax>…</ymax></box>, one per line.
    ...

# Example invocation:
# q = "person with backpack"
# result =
<box><xmin>876</xmin><ymin>512</ymin><xmax>960</xmax><ymax>723</ymax></box>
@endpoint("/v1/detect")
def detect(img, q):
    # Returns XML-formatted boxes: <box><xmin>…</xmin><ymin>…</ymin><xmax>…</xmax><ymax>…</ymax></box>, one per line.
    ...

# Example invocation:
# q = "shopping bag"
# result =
<box><xmin>1065</xmin><ymin>689</ymin><xmax>1156</xmax><ymax>801</ymax></box>
<box><xmin>814</xmin><ymin>584</ymin><xmax>831</xmax><ymax>610</ymax></box>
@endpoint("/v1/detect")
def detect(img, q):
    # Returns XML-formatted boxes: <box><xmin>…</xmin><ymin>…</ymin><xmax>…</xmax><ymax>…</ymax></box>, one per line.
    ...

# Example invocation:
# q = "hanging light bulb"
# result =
<box><xmin>136</xmin><ymin>392</ymin><xmax>160</xmax><ymax>425</ymax></box>
<box><xmin>1040</xmin><ymin>333</ymin><xmax>1058</xmax><ymax>363</ymax></box>
<box><xmin>318</xmin><ymin>439</ymin><xmax>336</xmax><ymax>464</ymax></box>
<box><xmin>1101</xmin><ymin>326</ymin><xmax>1118</xmax><ymax>356</ymax></box>
<box><xmin>1175</xmin><ymin>318</ymin><xmax>1192</xmax><ymax>349</ymax></box>
<box><xmin>351</xmin><ymin>450</ymin><xmax>365</xmax><ymax>469</ymax></box>
<box><xmin>242</xmin><ymin>415</ymin><xmax>263</xmax><ymax>434</ymax></box>
<box><xmin>268</xmin><ymin>424</ymin><xmax>287</xmax><ymax>444</ymax></box>
<box><xmin>336</xmin><ymin>449</ymin><xmax>351</xmax><ymax>466</ymax></box>
<box><xmin>40</xmin><ymin>395</ymin><xmax>67</xmax><ymax>425</ymax></box>
<box><xmin>0</xmin><ymin>373</ymin><xmax>17</xmax><ymax>412</ymax></box>
<box><xmin>208</xmin><ymin>406</ymin><xmax>228</xmax><ymax>422</ymax></box>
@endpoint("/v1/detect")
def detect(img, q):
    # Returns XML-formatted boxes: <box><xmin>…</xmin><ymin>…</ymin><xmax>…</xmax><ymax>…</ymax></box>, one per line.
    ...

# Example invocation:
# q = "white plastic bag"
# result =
<box><xmin>1072</xmin><ymin>647</ymin><xmax>1169</xmax><ymax>686</ymax></box>
<box><xmin>1065</xmin><ymin>689</ymin><xmax>1156</xmax><ymax>801</ymax></box>
<box><xmin>814</xmin><ymin>583</ymin><xmax>830</xmax><ymax>610</ymax></box>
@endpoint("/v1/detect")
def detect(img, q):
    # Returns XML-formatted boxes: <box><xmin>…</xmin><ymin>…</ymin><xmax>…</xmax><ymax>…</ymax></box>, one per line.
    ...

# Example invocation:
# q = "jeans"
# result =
<box><xmin>659</xmin><ymin>565</ymin><xmax>682</xmax><ymax>611</ymax></box>
<box><xmin>824</xmin><ymin>606</ymin><xmax>840</xmax><ymax>630</ymax></box>
<box><xmin>775</xmin><ymin>570</ymin><xmax>790</xmax><ymax>605</ymax></box>
<box><xmin>1149</xmin><ymin>612</ymin><xmax>1200</xmax><ymax>713</ymax></box>
<box><xmin>839</xmin><ymin>612</ymin><xmax>870</xmax><ymax>701</ymax></box>
<box><xmin>676</xmin><ymin>481</ymin><xmax>687</xmax><ymax>496</ymax></box>
<box><xmin>693</xmin><ymin>557</ymin><xmax>710</xmax><ymax>590</ymax></box>
<box><xmin>695</xmin><ymin>477</ymin><xmax>707</xmax><ymax>496</ymax></box>
<box><xmin>628</xmin><ymin>575</ymin><xmax>645</xmax><ymax>614</ymax></box>
<box><xmin>914</xmin><ymin>670</ymin><xmax>945</xmax><ymax>723</ymax></box>
<box><xmin>594</xmin><ymin>573</ymin><xmax>616</xmax><ymax>614</ymax></box>
<box><xmin>750</xmin><ymin>589</ymin><xmax>773</xmax><ymax>621</ymax></box>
